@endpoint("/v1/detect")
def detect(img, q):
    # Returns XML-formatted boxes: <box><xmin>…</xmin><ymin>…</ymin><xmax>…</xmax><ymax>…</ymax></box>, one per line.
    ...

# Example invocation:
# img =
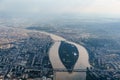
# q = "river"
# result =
<box><xmin>35</xmin><ymin>31</ymin><xmax>91</xmax><ymax>80</ymax></box>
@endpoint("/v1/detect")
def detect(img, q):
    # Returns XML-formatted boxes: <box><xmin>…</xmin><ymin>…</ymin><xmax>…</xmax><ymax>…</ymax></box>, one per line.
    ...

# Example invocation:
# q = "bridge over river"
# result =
<box><xmin>53</xmin><ymin>68</ymin><xmax>119</xmax><ymax>72</ymax></box>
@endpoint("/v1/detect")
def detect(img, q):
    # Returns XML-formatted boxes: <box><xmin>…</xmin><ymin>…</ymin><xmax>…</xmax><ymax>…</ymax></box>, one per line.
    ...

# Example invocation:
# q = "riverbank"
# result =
<box><xmin>43</xmin><ymin>31</ymin><xmax>91</xmax><ymax>80</ymax></box>
<box><xmin>28</xmin><ymin>30</ymin><xmax>91</xmax><ymax>80</ymax></box>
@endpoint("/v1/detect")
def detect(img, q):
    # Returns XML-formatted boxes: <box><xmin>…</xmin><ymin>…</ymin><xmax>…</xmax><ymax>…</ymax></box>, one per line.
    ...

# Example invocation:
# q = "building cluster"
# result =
<box><xmin>31</xmin><ymin>26</ymin><xmax>120</xmax><ymax>80</ymax></box>
<box><xmin>0</xmin><ymin>29</ymin><xmax>54</xmax><ymax>80</ymax></box>
<box><xmin>86</xmin><ymin>67</ymin><xmax>120</xmax><ymax>80</ymax></box>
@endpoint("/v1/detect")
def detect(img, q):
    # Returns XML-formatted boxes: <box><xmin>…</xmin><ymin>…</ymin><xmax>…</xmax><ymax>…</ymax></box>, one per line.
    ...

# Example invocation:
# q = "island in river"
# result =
<box><xmin>59</xmin><ymin>41</ymin><xmax>79</xmax><ymax>73</ymax></box>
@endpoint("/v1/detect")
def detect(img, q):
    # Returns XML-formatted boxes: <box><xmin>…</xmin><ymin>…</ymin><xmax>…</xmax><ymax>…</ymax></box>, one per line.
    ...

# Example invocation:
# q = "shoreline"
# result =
<box><xmin>40</xmin><ymin>30</ymin><xmax>91</xmax><ymax>80</ymax></box>
<box><xmin>25</xmin><ymin>29</ymin><xmax>91</xmax><ymax>80</ymax></box>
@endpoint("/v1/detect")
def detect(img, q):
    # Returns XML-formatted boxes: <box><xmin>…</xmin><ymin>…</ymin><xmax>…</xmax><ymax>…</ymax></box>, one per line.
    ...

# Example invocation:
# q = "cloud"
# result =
<box><xmin>82</xmin><ymin>0</ymin><xmax>120</xmax><ymax>14</ymax></box>
<box><xmin>0</xmin><ymin>0</ymin><xmax>93</xmax><ymax>13</ymax></box>
<box><xmin>0</xmin><ymin>0</ymin><xmax>120</xmax><ymax>17</ymax></box>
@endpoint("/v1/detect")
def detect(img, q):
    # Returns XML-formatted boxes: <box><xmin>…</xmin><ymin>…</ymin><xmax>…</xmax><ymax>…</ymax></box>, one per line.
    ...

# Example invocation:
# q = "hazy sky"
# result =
<box><xmin>0</xmin><ymin>0</ymin><xmax>120</xmax><ymax>17</ymax></box>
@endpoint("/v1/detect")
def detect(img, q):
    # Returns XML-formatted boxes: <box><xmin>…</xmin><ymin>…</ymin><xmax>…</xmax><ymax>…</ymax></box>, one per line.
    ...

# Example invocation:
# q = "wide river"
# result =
<box><xmin>39</xmin><ymin>31</ymin><xmax>91</xmax><ymax>80</ymax></box>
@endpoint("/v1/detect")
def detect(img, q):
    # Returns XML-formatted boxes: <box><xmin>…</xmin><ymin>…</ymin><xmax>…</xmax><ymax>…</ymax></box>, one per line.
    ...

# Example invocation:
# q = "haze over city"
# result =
<box><xmin>0</xmin><ymin>0</ymin><xmax>120</xmax><ymax>18</ymax></box>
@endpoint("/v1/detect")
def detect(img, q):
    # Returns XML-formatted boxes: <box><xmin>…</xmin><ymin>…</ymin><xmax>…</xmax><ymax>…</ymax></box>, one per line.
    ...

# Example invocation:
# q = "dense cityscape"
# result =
<box><xmin>1</xmin><ymin>0</ymin><xmax>120</xmax><ymax>80</ymax></box>
<box><xmin>0</xmin><ymin>28</ymin><xmax>54</xmax><ymax>80</ymax></box>
<box><xmin>0</xmin><ymin>17</ymin><xmax>120</xmax><ymax>80</ymax></box>
<box><xmin>27</xmin><ymin>19</ymin><xmax>120</xmax><ymax>80</ymax></box>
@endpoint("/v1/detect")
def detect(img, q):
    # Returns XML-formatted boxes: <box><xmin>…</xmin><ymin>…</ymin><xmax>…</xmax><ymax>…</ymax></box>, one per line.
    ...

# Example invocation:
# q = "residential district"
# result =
<box><xmin>0</xmin><ymin>28</ymin><xmax>54</xmax><ymax>80</ymax></box>
<box><xmin>0</xmin><ymin>20</ymin><xmax>120</xmax><ymax>80</ymax></box>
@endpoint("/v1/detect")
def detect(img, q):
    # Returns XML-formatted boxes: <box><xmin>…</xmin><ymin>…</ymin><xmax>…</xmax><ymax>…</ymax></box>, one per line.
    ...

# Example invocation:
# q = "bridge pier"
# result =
<box><xmin>53</xmin><ymin>71</ymin><xmax>56</xmax><ymax>80</ymax></box>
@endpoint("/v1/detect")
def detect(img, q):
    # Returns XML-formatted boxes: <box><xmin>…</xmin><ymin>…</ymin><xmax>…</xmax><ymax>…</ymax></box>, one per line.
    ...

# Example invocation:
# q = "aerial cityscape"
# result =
<box><xmin>1</xmin><ymin>0</ymin><xmax>120</xmax><ymax>80</ymax></box>
<box><xmin>0</xmin><ymin>17</ymin><xmax>120</xmax><ymax>80</ymax></box>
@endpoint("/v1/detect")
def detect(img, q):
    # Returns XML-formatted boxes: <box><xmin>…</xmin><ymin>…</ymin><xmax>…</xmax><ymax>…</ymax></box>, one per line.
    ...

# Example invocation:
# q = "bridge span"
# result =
<box><xmin>53</xmin><ymin>68</ymin><xmax>87</xmax><ymax>72</ymax></box>
<box><xmin>52</xmin><ymin>68</ymin><xmax>120</xmax><ymax>72</ymax></box>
